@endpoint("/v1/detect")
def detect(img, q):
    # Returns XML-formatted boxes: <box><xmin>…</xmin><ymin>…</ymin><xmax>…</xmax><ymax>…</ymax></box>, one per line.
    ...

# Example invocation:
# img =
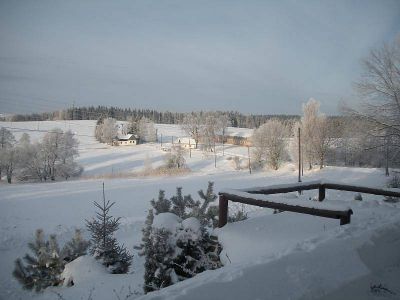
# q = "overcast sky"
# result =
<box><xmin>0</xmin><ymin>0</ymin><xmax>399</xmax><ymax>115</ymax></box>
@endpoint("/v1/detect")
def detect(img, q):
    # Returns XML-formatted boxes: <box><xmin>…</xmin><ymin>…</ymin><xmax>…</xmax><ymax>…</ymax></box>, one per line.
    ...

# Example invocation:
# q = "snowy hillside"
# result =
<box><xmin>0</xmin><ymin>121</ymin><xmax>399</xmax><ymax>300</ymax></box>
<box><xmin>0</xmin><ymin>120</ymin><xmax>253</xmax><ymax>177</ymax></box>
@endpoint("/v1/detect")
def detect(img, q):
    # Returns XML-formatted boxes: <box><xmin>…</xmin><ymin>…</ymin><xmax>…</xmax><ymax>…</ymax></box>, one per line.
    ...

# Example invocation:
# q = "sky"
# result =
<box><xmin>0</xmin><ymin>0</ymin><xmax>399</xmax><ymax>116</ymax></box>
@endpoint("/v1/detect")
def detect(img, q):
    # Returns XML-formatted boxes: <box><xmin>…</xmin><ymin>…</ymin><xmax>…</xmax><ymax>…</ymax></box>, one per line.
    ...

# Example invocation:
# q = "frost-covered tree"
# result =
<box><xmin>102</xmin><ymin>118</ymin><xmax>118</xmax><ymax>144</ymax></box>
<box><xmin>13</xmin><ymin>229</ymin><xmax>64</xmax><ymax>292</ymax></box>
<box><xmin>86</xmin><ymin>183</ymin><xmax>133</xmax><ymax>274</ymax></box>
<box><xmin>143</xmin><ymin>227</ymin><xmax>175</xmax><ymax>293</ymax></box>
<box><xmin>138</xmin><ymin>117</ymin><xmax>157</xmax><ymax>143</ymax></box>
<box><xmin>165</xmin><ymin>145</ymin><xmax>186</xmax><ymax>169</ymax></box>
<box><xmin>252</xmin><ymin>119</ymin><xmax>289</xmax><ymax>170</ymax></box>
<box><xmin>200</xmin><ymin>112</ymin><xmax>231</xmax><ymax>152</ymax></box>
<box><xmin>300</xmin><ymin>99</ymin><xmax>335</xmax><ymax>169</ymax></box>
<box><xmin>181</xmin><ymin>112</ymin><xmax>203</xmax><ymax>149</ymax></box>
<box><xmin>341</xmin><ymin>38</ymin><xmax>400</xmax><ymax>174</ymax></box>
<box><xmin>0</xmin><ymin>127</ymin><xmax>15</xmax><ymax>181</ymax></box>
<box><xmin>61</xmin><ymin>229</ymin><xmax>90</xmax><ymax>263</ymax></box>
<box><xmin>301</xmin><ymin>99</ymin><xmax>319</xmax><ymax>169</ymax></box>
<box><xmin>16</xmin><ymin>129</ymin><xmax>81</xmax><ymax>182</ymax></box>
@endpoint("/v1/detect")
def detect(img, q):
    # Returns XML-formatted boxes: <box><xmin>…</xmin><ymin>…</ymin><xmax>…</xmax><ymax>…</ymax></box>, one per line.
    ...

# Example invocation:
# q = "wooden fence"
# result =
<box><xmin>218</xmin><ymin>180</ymin><xmax>400</xmax><ymax>227</ymax></box>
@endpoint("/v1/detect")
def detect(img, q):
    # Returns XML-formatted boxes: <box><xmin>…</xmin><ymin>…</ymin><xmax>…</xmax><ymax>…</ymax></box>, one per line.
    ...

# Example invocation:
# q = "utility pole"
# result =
<box><xmin>160</xmin><ymin>134</ymin><xmax>163</xmax><ymax>148</ymax></box>
<box><xmin>222</xmin><ymin>128</ymin><xmax>225</xmax><ymax>156</ymax></box>
<box><xmin>298</xmin><ymin>127</ymin><xmax>302</xmax><ymax>182</ymax></box>
<box><xmin>214</xmin><ymin>139</ymin><xmax>217</xmax><ymax>168</ymax></box>
<box><xmin>385</xmin><ymin>136</ymin><xmax>390</xmax><ymax>176</ymax></box>
<box><xmin>247</xmin><ymin>145</ymin><xmax>251</xmax><ymax>174</ymax></box>
<box><xmin>189</xmin><ymin>139</ymin><xmax>192</xmax><ymax>158</ymax></box>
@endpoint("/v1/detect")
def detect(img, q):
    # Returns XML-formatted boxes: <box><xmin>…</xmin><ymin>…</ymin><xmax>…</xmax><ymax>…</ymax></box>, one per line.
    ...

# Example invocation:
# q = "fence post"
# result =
<box><xmin>219</xmin><ymin>194</ymin><xmax>228</xmax><ymax>228</ymax></box>
<box><xmin>340</xmin><ymin>210</ymin><xmax>352</xmax><ymax>225</ymax></box>
<box><xmin>318</xmin><ymin>185</ymin><xmax>325</xmax><ymax>201</ymax></box>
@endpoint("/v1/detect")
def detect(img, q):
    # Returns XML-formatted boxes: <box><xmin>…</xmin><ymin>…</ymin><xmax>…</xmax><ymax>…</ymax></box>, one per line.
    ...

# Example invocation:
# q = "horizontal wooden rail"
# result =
<box><xmin>219</xmin><ymin>192</ymin><xmax>353</xmax><ymax>227</ymax></box>
<box><xmin>218</xmin><ymin>180</ymin><xmax>400</xmax><ymax>228</ymax></box>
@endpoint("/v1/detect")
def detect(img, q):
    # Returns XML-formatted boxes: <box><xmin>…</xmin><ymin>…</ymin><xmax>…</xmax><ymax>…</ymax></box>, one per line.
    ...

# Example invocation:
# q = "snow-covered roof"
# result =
<box><xmin>117</xmin><ymin>134</ymin><xmax>139</xmax><ymax>141</ymax></box>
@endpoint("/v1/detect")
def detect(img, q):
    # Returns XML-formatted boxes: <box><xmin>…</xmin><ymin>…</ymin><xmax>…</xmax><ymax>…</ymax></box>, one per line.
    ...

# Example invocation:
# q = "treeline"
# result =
<box><xmin>3</xmin><ymin>105</ymin><xmax>301</xmax><ymax>129</ymax></box>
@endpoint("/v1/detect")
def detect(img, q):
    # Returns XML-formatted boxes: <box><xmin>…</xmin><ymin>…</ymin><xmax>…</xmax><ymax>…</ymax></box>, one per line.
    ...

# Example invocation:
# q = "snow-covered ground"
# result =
<box><xmin>0</xmin><ymin>120</ymin><xmax>252</xmax><ymax>177</ymax></box>
<box><xmin>0</xmin><ymin>121</ymin><xmax>399</xmax><ymax>300</ymax></box>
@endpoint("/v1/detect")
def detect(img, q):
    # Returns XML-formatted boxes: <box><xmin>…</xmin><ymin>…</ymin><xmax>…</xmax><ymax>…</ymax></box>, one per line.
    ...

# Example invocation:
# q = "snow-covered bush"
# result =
<box><xmin>142</xmin><ymin>213</ymin><xmax>222</xmax><ymax>294</ymax></box>
<box><xmin>13</xmin><ymin>229</ymin><xmax>64</xmax><ymax>291</ymax></box>
<box><xmin>86</xmin><ymin>184</ymin><xmax>133</xmax><ymax>274</ymax></box>
<box><xmin>142</xmin><ymin>182</ymin><xmax>223</xmax><ymax>294</ymax></box>
<box><xmin>13</xmin><ymin>228</ymin><xmax>91</xmax><ymax>292</ymax></box>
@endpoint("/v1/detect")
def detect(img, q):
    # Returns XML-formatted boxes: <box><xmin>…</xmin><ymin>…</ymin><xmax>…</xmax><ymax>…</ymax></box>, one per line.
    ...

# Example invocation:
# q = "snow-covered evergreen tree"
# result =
<box><xmin>190</xmin><ymin>181</ymin><xmax>218</xmax><ymax>227</ymax></box>
<box><xmin>170</xmin><ymin>187</ymin><xmax>196</xmax><ymax>218</ymax></box>
<box><xmin>144</xmin><ymin>227</ymin><xmax>175</xmax><ymax>293</ymax></box>
<box><xmin>13</xmin><ymin>229</ymin><xmax>64</xmax><ymax>291</ymax></box>
<box><xmin>150</xmin><ymin>190</ymin><xmax>171</xmax><ymax>214</ymax></box>
<box><xmin>136</xmin><ymin>209</ymin><xmax>154</xmax><ymax>256</ymax></box>
<box><xmin>143</xmin><ymin>183</ymin><xmax>223</xmax><ymax>294</ymax></box>
<box><xmin>61</xmin><ymin>229</ymin><xmax>90</xmax><ymax>263</ymax></box>
<box><xmin>86</xmin><ymin>183</ymin><xmax>133</xmax><ymax>274</ymax></box>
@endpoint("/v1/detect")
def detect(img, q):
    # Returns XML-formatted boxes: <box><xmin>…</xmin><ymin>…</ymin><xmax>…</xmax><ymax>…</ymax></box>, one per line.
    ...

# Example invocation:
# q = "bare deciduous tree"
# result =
<box><xmin>344</xmin><ymin>37</ymin><xmax>400</xmax><ymax>174</ymax></box>
<box><xmin>251</xmin><ymin>119</ymin><xmax>289</xmax><ymax>170</ymax></box>
<box><xmin>181</xmin><ymin>113</ymin><xmax>202</xmax><ymax>149</ymax></box>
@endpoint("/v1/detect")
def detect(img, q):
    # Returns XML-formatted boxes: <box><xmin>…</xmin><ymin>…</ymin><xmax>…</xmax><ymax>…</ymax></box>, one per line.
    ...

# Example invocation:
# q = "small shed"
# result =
<box><xmin>114</xmin><ymin>134</ymin><xmax>139</xmax><ymax>146</ymax></box>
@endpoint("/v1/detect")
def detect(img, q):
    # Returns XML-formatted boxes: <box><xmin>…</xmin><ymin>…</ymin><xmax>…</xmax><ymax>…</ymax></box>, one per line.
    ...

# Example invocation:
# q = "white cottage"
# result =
<box><xmin>114</xmin><ymin>134</ymin><xmax>139</xmax><ymax>146</ymax></box>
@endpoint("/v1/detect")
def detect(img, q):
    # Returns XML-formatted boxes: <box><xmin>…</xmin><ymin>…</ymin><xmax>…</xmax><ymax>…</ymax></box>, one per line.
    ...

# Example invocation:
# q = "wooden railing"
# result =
<box><xmin>218</xmin><ymin>180</ymin><xmax>400</xmax><ymax>228</ymax></box>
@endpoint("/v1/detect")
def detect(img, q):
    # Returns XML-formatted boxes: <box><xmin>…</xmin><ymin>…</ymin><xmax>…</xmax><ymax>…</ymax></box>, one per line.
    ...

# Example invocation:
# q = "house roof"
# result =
<box><xmin>117</xmin><ymin>134</ymin><xmax>139</xmax><ymax>141</ymax></box>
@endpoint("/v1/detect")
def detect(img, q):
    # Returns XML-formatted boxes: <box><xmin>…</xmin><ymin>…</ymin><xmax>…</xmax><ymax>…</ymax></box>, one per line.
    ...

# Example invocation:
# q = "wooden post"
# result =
<box><xmin>160</xmin><ymin>134</ymin><xmax>163</xmax><ymax>147</ymax></box>
<box><xmin>218</xmin><ymin>195</ymin><xmax>228</xmax><ymax>228</ymax></box>
<box><xmin>189</xmin><ymin>139</ymin><xmax>191</xmax><ymax>158</ymax></box>
<box><xmin>340</xmin><ymin>211</ymin><xmax>352</xmax><ymax>225</ymax></box>
<box><xmin>318</xmin><ymin>185</ymin><xmax>325</xmax><ymax>201</ymax></box>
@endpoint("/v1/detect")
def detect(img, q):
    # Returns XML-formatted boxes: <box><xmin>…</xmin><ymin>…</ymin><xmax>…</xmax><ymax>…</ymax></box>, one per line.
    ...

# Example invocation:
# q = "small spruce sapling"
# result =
<box><xmin>13</xmin><ymin>229</ymin><xmax>64</xmax><ymax>291</ymax></box>
<box><xmin>61</xmin><ymin>229</ymin><xmax>90</xmax><ymax>263</ymax></box>
<box><xmin>86</xmin><ymin>183</ymin><xmax>133</xmax><ymax>274</ymax></box>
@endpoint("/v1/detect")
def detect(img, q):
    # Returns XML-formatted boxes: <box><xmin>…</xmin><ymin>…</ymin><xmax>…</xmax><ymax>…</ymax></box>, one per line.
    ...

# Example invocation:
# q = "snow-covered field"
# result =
<box><xmin>0</xmin><ymin>121</ymin><xmax>399</xmax><ymax>300</ymax></box>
